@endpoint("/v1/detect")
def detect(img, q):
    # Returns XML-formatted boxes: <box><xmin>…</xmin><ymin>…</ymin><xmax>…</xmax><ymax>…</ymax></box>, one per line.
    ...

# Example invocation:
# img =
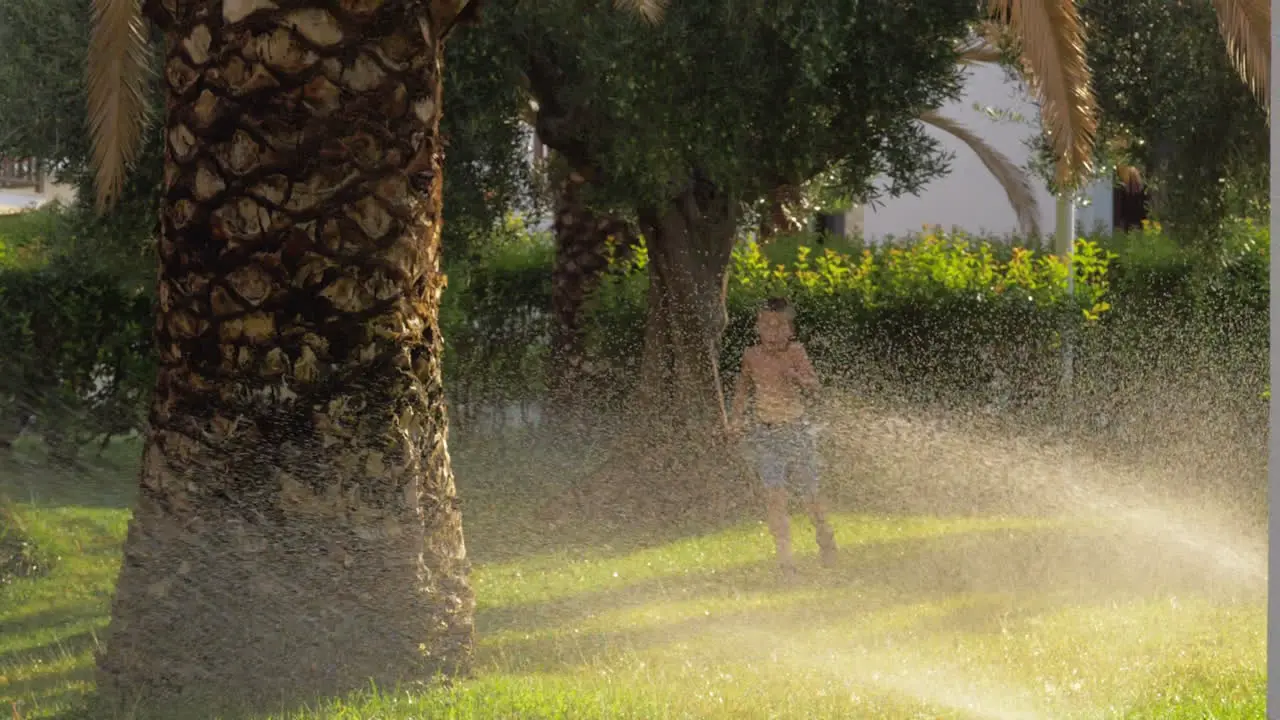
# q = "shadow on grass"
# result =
<box><xmin>0</xmin><ymin>627</ymin><xmax>102</xmax><ymax>669</ymax></box>
<box><xmin>2</xmin><ymin>428</ymin><xmax>1004</xmax><ymax>569</ymax></box>
<box><xmin>476</xmin><ymin>523</ymin><xmax>1263</xmax><ymax>674</ymax></box>
<box><xmin>0</xmin><ymin>598</ymin><xmax>106</xmax><ymax>640</ymax></box>
<box><xmin>464</xmin><ymin>500</ymin><xmax>761</xmax><ymax>568</ymax></box>
<box><xmin>6</xmin><ymin>660</ymin><xmax>96</xmax><ymax>713</ymax></box>
<box><xmin>0</xmin><ymin>452</ymin><xmax>138</xmax><ymax>511</ymax></box>
<box><xmin>3</xmin><ymin>432</ymin><xmax>750</xmax><ymax>565</ymax></box>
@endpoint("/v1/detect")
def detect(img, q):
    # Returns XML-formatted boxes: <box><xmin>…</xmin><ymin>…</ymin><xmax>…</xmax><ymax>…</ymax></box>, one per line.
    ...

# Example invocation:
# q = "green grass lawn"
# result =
<box><xmin>0</xmin><ymin>436</ymin><xmax>1265</xmax><ymax>720</ymax></box>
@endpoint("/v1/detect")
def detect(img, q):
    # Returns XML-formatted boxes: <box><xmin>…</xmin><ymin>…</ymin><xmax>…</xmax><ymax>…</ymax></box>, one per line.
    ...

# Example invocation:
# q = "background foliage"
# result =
<box><xmin>1081</xmin><ymin>0</ymin><xmax>1269</xmax><ymax>237</ymax></box>
<box><xmin>492</xmin><ymin>0</ymin><xmax>979</xmax><ymax>218</ymax></box>
<box><xmin>0</xmin><ymin>249</ymin><xmax>152</xmax><ymax>460</ymax></box>
<box><xmin>0</xmin><ymin>0</ymin><xmax>1267</xmax><ymax>466</ymax></box>
<box><xmin>1012</xmin><ymin>0</ymin><xmax>1269</xmax><ymax>241</ymax></box>
<box><xmin>2</xmin><ymin>204</ymin><xmax>1267</xmax><ymax>453</ymax></box>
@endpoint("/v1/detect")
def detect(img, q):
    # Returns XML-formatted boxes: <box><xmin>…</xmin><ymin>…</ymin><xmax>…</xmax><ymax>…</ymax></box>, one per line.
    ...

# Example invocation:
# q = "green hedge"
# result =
<box><xmin>0</xmin><ymin>219</ymin><xmax>1268</xmax><ymax>451</ymax></box>
<box><xmin>441</xmin><ymin>223</ymin><xmax>1266</xmax><ymax>428</ymax></box>
<box><xmin>561</xmin><ymin>231</ymin><xmax>1114</xmax><ymax>409</ymax></box>
<box><xmin>441</xmin><ymin>231</ymin><xmax>554</xmax><ymax>421</ymax></box>
<box><xmin>1070</xmin><ymin>220</ymin><xmax>1269</xmax><ymax>442</ymax></box>
<box><xmin>0</xmin><ymin>259</ymin><xmax>153</xmax><ymax>457</ymax></box>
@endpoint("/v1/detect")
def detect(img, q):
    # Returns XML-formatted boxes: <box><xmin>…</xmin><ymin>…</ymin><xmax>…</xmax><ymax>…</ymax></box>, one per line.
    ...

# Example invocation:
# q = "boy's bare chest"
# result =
<box><xmin>748</xmin><ymin>351</ymin><xmax>795</xmax><ymax>391</ymax></box>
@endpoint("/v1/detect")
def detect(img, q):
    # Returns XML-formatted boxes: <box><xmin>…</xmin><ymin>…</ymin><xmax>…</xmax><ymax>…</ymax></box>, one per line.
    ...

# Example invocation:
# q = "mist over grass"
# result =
<box><xmin>0</xmin><ymin>371</ymin><xmax>1264</xmax><ymax>719</ymax></box>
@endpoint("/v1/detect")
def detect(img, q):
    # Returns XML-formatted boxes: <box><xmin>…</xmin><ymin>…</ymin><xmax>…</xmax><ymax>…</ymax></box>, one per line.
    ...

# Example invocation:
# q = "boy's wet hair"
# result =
<box><xmin>761</xmin><ymin>296</ymin><xmax>795</xmax><ymax>319</ymax></box>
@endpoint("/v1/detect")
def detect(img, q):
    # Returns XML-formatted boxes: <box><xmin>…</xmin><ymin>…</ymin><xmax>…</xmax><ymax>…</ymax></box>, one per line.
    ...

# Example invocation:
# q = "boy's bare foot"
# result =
<box><xmin>778</xmin><ymin>560</ymin><xmax>798</xmax><ymax>581</ymax></box>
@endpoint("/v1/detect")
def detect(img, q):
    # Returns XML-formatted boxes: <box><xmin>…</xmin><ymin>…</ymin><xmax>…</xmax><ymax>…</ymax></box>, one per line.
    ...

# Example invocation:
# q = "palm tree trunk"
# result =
<box><xmin>548</xmin><ymin>175</ymin><xmax>632</xmax><ymax>419</ymax></box>
<box><xmin>97</xmin><ymin>1</ymin><xmax>473</xmax><ymax>712</ymax></box>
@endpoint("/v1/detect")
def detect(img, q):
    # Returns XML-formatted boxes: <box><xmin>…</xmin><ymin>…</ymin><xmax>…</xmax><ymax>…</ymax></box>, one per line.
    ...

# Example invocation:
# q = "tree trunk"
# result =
<box><xmin>97</xmin><ymin>1</ymin><xmax>473</xmax><ymax>712</ymax></box>
<box><xmin>556</xmin><ymin>182</ymin><xmax>750</xmax><ymax>530</ymax></box>
<box><xmin>563</xmin><ymin>180</ymin><xmax>753</xmax><ymax>525</ymax></box>
<box><xmin>636</xmin><ymin>181</ymin><xmax>738</xmax><ymax>440</ymax></box>
<box><xmin>547</xmin><ymin>174</ymin><xmax>633</xmax><ymax>419</ymax></box>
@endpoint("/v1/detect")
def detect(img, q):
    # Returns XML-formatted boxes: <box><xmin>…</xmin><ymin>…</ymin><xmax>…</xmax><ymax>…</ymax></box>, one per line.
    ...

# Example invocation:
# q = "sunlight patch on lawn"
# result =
<box><xmin>474</xmin><ymin>514</ymin><xmax>1067</xmax><ymax>609</ymax></box>
<box><xmin>0</xmin><ymin>495</ymin><xmax>1264</xmax><ymax>720</ymax></box>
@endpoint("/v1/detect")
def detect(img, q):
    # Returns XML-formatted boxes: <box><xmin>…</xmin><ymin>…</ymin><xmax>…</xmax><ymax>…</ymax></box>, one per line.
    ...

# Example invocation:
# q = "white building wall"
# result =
<box><xmin>1074</xmin><ymin>179</ymin><xmax>1115</xmax><ymax>237</ymax></box>
<box><xmin>0</xmin><ymin>182</ymin><xmax>76</xmax><ymax>214</ymax></box>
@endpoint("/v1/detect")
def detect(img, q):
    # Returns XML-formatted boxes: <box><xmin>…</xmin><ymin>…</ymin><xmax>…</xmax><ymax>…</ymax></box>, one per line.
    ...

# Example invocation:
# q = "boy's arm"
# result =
<box><xmin>789</xmin><ymin>343</ymin><xmax>820</xmax><ymax>393</ymax></box>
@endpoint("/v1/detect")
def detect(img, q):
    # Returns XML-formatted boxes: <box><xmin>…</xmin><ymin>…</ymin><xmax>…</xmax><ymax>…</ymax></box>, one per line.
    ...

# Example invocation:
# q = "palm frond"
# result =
<box><xmin>86</xmin><ymin>0</ymin><xmax>151</xmax><ymax>214</ymax></box>
<box><xmin>1116</xmin><ymin>164</ymin><xmax>1143</xmax><ymax>194</ymax></box>
<box><xmin>988</xmin><ymin>0</ymin><xmax>1096</xmax><ymax>190</ymax></box>
<box><xmin>920</xmin><ymin>110</ymin><xmax>1041</xmax><ymax>237</ymax></box>
<box><xmin>613</xmin><ymin>0</ymin><xmax>666</xmax><ymax>24</ymax></box>
<box><xmin>956</xmin><ymin>37</ymin><xmax>1003</xmax><ymax>65</ymax></box>
<box><xmin>1211</xmin><ymin>0</ymin><xmax>1269</xmax><ymax>115</ymax></box>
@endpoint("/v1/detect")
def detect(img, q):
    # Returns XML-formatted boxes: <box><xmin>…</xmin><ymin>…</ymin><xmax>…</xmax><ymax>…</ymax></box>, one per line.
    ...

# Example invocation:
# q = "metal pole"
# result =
<box><xmin>1054</xmin><ymin>194</ymin><xmax>1076</xmax><ymax>395</ymax></box>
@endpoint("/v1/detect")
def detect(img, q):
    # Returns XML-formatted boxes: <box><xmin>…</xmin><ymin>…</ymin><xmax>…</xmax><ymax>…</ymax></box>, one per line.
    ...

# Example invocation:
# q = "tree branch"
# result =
<box><xmin>524</xmin><ymin>52</ymin><xmax>601</xmax><ymax>181</ymax></box>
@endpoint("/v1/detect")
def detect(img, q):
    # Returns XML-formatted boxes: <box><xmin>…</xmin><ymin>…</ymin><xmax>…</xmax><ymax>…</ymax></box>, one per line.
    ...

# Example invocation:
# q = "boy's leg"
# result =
<box><xmin>754</xmin><ymin>430</ymin><xmax>795</xmax><ymax>572</ymax></box>
<box><xmin>794</xmin><ymin>428</ymin><xmax>837</xmax><ymax>565</ymax></box>
<box><xmin>765</xmin><ymin>487</ymin><xmax>794</xmax><ymax>570</ymax></box>
<box><xmin>805</xmin><ymin>495</ymin><xmax>837</xmax><ymax>566</ymax></box>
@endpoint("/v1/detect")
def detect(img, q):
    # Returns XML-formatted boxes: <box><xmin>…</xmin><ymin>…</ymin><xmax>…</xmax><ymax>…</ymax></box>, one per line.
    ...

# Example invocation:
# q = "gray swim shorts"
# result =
<box><xmin>745</xmin><ymin>420</ymin><xmax>821</xmax><ymax>498</ymax></box>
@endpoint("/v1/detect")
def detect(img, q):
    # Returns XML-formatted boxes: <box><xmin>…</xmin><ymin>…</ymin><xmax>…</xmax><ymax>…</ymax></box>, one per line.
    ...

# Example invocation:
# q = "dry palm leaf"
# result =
<box><xmin>988</xmin><ymin>0</ymin><xmax>1096</xmax><ymax>190</ymax></box>
<box><xmin>956</xmin><ymin>36</ymin><xmax>1003</xmax><ymax>65</ymax></box>
<box><xmin>920</xmin><ymin>110</ymin><xmax>1041</xmax><ymax>237</ymax></box>
<box><xmin>86</xmin><ymin>0</ymin><xmax>151</xmax><ymax>214</ymax></box>
<box><xmin>1116</xmin><ymin>164</ymin><xmax>1143</xmax><ymax>194</ymax></box>
<box><xmin>614</xmin><ymin>0</ymin><xmax>667</xmax><ymax>23</ymax></box>
<box><xmin>1211</xmin><ymin>0</ymin><xmax>1269</xmax><ymax>115</ymax></box>
<box><xmin>977</xmin><ymin>18</ymin><xmax>1020</xmax><ymax>48</ymax></box>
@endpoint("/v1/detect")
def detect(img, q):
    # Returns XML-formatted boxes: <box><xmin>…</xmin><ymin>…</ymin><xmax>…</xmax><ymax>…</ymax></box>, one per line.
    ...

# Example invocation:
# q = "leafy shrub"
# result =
<box><xmin>576</xmin><ymin>230</ymin><xmax>1116</xmax><ymax>410</ymax></box>
<box><xmin>0</xmin><ymin>204</ymin><xmax>65</xmax><ymax>270</ymax></box>
<box><xmin>0</xmin><ymin>500</ymin><xmax>54</xmax><ymax>585</ymax></box>
<box><xmin>0</xmin><ymin>211</ymin><xmax>1267</xmax><ymax>453</ymax></box>
<box><xmin>441</xmin><ymin>217</ymin><xmax>554</xmax><ymax>421</ymax></box>
<box><xmin>0</xmin><ymin>259</ymin><xmax>153</xmax><ymax>458</ymax></box>
<box><xmin>441</xmin><ymin>221</ymin><xmax>1266</xmax><ymax>431</ymax></box>
<box><xmin>1084</xmin><ymin>219</ymin><xmax>1267</xmax><ymax>376</ymax></box>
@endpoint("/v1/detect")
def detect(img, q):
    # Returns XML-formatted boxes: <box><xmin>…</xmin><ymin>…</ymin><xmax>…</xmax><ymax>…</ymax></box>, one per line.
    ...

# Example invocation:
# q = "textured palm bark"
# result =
<box><xmin>97</xmin><ymin>0</ymin><xmax>473</xmax><ymax>711</ymax></box>
<box><xmin>547</xmin><ymin>174</ymin><xmax>633</xmax><ymax>418</ymax></box>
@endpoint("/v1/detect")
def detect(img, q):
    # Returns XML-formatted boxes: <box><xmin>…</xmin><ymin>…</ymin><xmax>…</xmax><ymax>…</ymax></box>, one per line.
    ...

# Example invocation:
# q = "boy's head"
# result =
<box><xmin>756</xmin><ymin>297</ymin><xmax>794</xmax><ymax>348</ymax></box>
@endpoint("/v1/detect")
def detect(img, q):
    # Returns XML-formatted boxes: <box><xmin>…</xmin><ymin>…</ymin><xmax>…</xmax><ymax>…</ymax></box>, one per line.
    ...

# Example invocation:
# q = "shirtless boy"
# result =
<box><xmin>728</xmin><ymin>297</ymin><xmax>837</xmax><ymax>576</ymax></box>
